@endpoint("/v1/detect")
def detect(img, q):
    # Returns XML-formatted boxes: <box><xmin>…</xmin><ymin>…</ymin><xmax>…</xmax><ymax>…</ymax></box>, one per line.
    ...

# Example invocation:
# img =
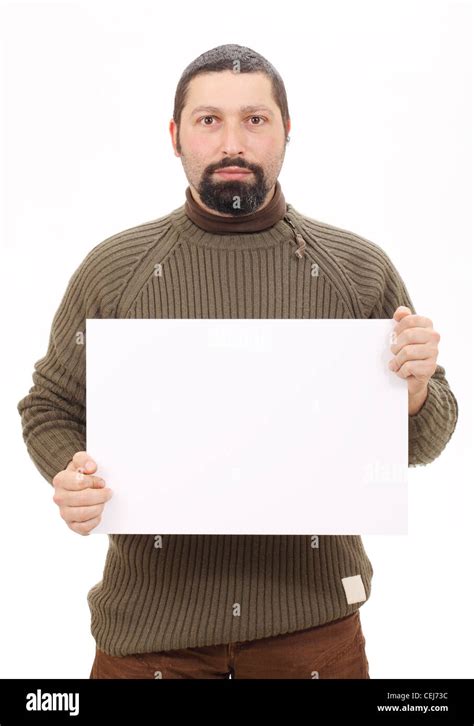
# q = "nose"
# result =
<box><xmin>219</xmin><ymin>119</ymin><xmax>246</xmax><ymax>156</ymax></box>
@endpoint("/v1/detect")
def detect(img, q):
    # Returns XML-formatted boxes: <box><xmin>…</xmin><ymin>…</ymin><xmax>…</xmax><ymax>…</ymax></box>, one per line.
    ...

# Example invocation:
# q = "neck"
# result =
<box><xmin>189</xmin><ymin>184</ymin><xmax>276</xmax><ymax>217</ymax></box>
<box><xmin>184</xmin><ymin>179</ymin><xmax>287</xmax><ymax>234</ymax></box>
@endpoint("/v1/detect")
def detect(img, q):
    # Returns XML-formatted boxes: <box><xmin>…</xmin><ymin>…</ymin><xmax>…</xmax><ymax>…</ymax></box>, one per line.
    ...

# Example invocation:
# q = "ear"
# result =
<box><xmin>169</xmin><ymin>119</ymin><xmax>181</xmax><ymax>157</ymax></box>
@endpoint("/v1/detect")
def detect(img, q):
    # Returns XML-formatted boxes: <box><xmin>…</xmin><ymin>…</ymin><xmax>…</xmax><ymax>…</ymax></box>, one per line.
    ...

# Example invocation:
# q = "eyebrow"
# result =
<box><xmin>190</xmin><ymin>105</ymin><xmax>275</xmax><ymax>117</ymax></box>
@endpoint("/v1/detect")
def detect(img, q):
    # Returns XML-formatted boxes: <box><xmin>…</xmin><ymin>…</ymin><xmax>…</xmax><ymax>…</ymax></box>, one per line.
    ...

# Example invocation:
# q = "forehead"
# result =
<box><xmin>184</xmin><ymin>71</ymin><xmax>276</xmax><ymax>115</ymax></box>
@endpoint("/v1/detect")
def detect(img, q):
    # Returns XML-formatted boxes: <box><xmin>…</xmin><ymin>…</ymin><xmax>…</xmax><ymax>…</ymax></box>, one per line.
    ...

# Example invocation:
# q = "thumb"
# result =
<box><xmin>72</xmin><ymin>451</ymin><xmax>97</xmax><ymax>475</ymax></box>
<box><xmin>393</xmin><ymin>305</ymin><xmax>411</xmax><ymax>322</ymax></box>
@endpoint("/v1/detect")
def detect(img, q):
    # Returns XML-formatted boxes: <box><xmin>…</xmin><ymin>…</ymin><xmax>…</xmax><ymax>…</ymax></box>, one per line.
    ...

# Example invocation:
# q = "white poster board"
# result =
<box><xmin>86</xmin><ymin>319</ymin><xmax>408</xmax><ymax>535</ymax></box>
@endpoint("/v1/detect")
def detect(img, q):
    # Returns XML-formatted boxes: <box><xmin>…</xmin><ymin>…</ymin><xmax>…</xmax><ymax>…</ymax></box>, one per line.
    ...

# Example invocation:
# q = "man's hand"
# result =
<box><xmin>389</xmin><ymin>306</ymin><xmax>440</xmax><ymax>415</ymax></box>
<box><xmin>52</xmin><ymin>451</ymin><xmax>113</xmax><ymax>535</ymax></box>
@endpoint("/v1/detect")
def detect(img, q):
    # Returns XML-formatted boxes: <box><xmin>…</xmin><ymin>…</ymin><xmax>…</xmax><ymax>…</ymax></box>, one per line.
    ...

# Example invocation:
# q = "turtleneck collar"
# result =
<box><xmin>184</xmin><ymin>179</ymin><xmax>287</xmax><ymax>234</ymax></box>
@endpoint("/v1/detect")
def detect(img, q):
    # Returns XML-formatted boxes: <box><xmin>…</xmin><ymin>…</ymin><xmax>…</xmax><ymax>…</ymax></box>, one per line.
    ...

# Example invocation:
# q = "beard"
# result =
<box><xmin>197</xmin><ymin>165</ymin><xmax>270</xmax><ymax>216</ymax></box>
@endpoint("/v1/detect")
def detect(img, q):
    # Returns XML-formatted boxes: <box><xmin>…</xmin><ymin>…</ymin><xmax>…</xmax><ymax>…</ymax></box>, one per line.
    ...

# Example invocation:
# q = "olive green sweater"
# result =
<box><xmin>17</xmin><ymin>192</ymin><xmax>458</xmax><ymax>656</ymax></box>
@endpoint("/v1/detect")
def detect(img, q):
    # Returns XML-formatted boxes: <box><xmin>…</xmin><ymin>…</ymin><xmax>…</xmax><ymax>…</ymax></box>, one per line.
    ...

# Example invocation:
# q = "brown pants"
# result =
<box><xmin>89</xmin><ymin>610</ymin><xmax>370</xmax><ymax>679</ymax></box>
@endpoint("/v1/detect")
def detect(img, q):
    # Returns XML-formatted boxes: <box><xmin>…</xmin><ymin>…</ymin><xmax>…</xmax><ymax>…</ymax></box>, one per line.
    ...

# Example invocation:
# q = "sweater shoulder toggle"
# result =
<box><xmin>283</xmin><ymin>213</ymin><xmax>307</xmax><ymax>259</ymax></box>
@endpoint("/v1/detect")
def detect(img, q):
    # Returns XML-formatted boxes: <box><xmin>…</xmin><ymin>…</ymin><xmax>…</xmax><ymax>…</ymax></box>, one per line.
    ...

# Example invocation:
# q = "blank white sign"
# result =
<box><xmin>86</xmin><ymin>319</ymin><xmax>408</xmax><ymax>535</ymax></box>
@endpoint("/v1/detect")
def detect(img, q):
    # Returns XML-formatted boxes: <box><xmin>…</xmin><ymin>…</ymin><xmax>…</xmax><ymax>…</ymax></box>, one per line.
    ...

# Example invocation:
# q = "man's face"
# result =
<box><xmin>169</xmin><ymin>70</ymin><xmax>290</xmax><ymax>216</ymax></box>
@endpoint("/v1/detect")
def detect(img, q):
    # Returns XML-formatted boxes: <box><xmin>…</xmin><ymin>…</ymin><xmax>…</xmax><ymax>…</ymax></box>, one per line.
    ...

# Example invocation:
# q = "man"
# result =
<box><xmin>17</xmin><ymin>44</ymin><xmax>458</xmax><ymax>679</ymax></box>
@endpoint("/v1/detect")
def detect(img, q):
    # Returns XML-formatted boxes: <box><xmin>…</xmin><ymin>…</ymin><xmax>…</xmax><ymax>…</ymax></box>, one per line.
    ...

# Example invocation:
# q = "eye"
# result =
<box><xmin>249</xmin><ymin>116</ymin><xmax>266</xmax><ymax>125</ymax></box>
<box><xmin>199</xmin><ymin>115</ymin><xmax>216</xmax><ymax>125</ymax></box>
<box><xmin>197</xmin><ymin>115</ymin><xmax>267</xmax><ymax>126</ymax></box>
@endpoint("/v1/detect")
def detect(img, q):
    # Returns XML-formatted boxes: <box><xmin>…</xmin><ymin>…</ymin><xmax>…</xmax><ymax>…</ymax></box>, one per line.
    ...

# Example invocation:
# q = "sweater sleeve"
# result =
<box><xmin>369</xmin><ymin>253</ymin><xmax>459</xmax><ymax>467</ymax></box>
<box><xmin>17</xmin><ymin>248</ymin><xmax>107</xmax><ymax>486</ymax></box>
<box><xmin>17</xmin><ymin>219</ymin><xmax>176</xmax><ymax>487</ymax></box>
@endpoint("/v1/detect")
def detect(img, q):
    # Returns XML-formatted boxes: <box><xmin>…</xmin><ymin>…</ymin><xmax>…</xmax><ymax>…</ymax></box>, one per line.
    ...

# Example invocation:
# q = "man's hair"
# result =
<box><xmin>173</xmin><ymin>44</ymin><xmax>290</xmax><ymax>148</ymax></box>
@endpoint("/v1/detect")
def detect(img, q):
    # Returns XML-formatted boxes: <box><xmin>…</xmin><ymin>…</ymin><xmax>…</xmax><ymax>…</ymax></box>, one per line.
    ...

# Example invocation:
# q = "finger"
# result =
<box><xmin>390</xmin><ymin>328</ymin><xmax>434</xmax><ymax>354</ymax></box>
<box><xmin>61</xmin><ymin>503</ymin><xmax>105</xmax><ymax>523</ymax></box>
<box><xmin>53</xmin><ymin>469</ymin><xmax>106</xmax><ymax>491</ymax></box>
<box><xmin>55</xmin><ymin>487</ymin><xmax>113</xmax><ymax>508</ymax></box>
<box><xmin>67</xmin><ymin>516</ymin><xmax>102</xmax><ymax>536</ymax></box>
<box><xmin>394</xmin><ymin>314</ymin><xmax>433</xmax><ymax>336</ymax></box>
<box><xmin>389</xmin><ymin>343</ymin><xmax>437</xmax><ymax>371</ymax></box>
<box><xmin>394</xmin><ymin>359</ymin><xmax>436</xmax><ymax>380</ymax></box>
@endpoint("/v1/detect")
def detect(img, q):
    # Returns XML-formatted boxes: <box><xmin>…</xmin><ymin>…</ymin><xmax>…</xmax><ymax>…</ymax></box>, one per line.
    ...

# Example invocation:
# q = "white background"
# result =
<box><xmin>0</xmin><ymin>0</ymin><xmax>471</xmax><ymax>678</ymax></box>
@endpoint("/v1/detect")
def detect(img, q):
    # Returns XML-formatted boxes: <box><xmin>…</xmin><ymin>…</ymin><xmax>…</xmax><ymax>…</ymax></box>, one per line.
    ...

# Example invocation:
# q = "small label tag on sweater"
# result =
<box><xmin>341</xmin><ymin>574</ymin><xmax>367</xmax><ymax>604</ymax></box>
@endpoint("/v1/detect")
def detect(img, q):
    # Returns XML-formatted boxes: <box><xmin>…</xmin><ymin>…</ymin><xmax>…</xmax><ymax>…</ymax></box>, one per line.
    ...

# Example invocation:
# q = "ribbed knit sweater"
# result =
<box><xmin>17</xmin><ymin>183</ymin><xmax>458</xmax><ymax>656</ymax></box>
